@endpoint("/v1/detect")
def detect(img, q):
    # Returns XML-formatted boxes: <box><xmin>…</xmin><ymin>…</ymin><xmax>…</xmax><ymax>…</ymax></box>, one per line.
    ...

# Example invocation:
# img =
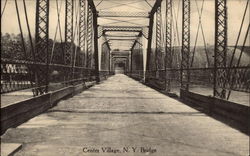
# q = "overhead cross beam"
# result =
<box><xmin>105</xmin><ymin>35</ymin><xmax>139</xmax><ymax>38</ymax></box>
<box><xmin>98</xmin><ymin>11</ymin><xmax>150</xmax><ymax>18</ymax></box>
<box><xmin>99</xmin><ymin>26</ymin><xmax>147</xmax><ymax>39</ymax></box>
<box><xmin>108</xmin><ymin>39</ymin><xmax>136</xmax><ymax>41</ymax></box>
<box><xmin>101</xmin><ymin>26</ymin><xmax>144</xmax><ymax>33</ymax></box>
<box><xmin>107</xmin><ymin>39</ymin><xmax>135</xmax><ymax>49</ymax></box>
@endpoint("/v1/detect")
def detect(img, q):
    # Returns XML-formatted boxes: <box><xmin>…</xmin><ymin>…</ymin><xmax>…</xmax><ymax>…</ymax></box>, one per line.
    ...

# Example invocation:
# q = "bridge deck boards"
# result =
<box><xmin>1</xmin><ymin>74</ymin><xmax>248</xmax><ymax>156</ymax></box>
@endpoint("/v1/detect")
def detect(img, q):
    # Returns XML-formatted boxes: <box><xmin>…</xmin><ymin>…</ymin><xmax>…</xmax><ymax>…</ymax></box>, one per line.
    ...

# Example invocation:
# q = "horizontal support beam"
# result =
<box><xmin>100</xmin><ymin>26</ymin><xmax>146</xmax><ymax>31</ymax></box>
<box><xmin>108</xmin><ymin>39</ymin><xmax>136</xmax><ymax>41</ymax></box>
<box><xmin>112</xmin><ymin>56</ymin><xmax>128</xmax><ymax>59</ymax></box>
<box><xmin>103</xmin><ymin>30</ymin><xmax>142</xmax><ymax>33</ymax></box>
<box><xmin>104</xmin><ymin>35</ymin><xmax>139</xmax><ymax>38</ymax></box>
<box><xmin>98</xmin><ymin>11</ymin><xmax>150</xmax><ymax>18</ymax></box>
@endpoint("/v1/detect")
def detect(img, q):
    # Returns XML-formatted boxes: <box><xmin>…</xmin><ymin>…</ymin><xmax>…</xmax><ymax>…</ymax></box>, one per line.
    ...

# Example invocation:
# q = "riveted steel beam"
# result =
<box><xmin>146</xmin><ymin>0</ymin><xmax>162</xmax><ymax>78</ymax></box>
<box><xmin>214</xmin><ymin>0</ymin><xmax>228</xmax><ymax>99</ymax></box>
<box><xmin>34</xmin><ymin>0</ymin><xmax>50</xmax><ymax>95</ymax></box>
<box><xmin>155</xmin><ymin>5</ymin><xmax>162</xmax><ymax>72</ymax></box>
<box><xmin>165</xmin><ymin>0</ymin><xmax>173</xmax><ymax>92</ymax></box>
<box><xmin>88</xmin><ymin>0</ymin><xmax>99</xmax><ymax>82</ymax></box>
<box><xmin>64</xmin><ymin>0</ymin><xmax>74</xmax><ymax>66</ymax></box>
<box><xmin>79</xmin><ymin>0</ymin><xmax>86</xmax><ymax>67</ymax></box>
<box><xmin>181</xmin><ymin>0</ymin><xmax>190</xmax><ymax>90</ymax></box>
<box><xmin>98</xmin><ymin>11</ymin><xmax>150</xmax><ymax>18</ymax></box>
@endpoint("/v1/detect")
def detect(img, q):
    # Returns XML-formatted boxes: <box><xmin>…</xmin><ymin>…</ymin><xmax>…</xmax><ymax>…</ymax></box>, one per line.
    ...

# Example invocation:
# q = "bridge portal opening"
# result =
<box><xmin>114</xmin><ymin>62</ymin><xmax>125</xmax><ymax>74</ymax></box>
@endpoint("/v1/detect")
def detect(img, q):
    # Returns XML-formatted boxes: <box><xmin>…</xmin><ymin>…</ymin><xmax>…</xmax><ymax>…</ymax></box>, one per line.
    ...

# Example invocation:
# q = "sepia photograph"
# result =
<box><xmin>1</xmin><ymin>0</ymin><xmax>249</xmax><ymax>155</ymax></box>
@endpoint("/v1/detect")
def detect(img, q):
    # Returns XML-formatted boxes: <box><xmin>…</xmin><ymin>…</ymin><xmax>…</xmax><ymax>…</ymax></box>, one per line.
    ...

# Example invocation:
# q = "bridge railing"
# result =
<box><xmin>1</xmin><ymin>58</ymin><xmax>99</xmax><ymax>95</ymax></box>
<box><xmin>99</xmin><ymin>70</ymin><xmax>114</xmax><ymax>81</ymax></box>
<box><xmin>145</xmin><ymin>66</ymin><xmax>250</xmax><ymax>99</ymax></box>
<box><xmin>128</xmin><ymin>70</ymin><xmax>144</xmax><ymax>81</ymax></box>
<box><xmin>1</xmin><ymin>58</ymin><xmax>34</xmax><ymax>93</ymax></box>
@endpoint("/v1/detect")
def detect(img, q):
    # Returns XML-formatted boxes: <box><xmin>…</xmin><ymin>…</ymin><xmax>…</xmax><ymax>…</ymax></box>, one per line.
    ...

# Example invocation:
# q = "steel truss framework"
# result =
<box><xmin>181</xmin><ymin>0</ymin><xmax>191</xmax><ymax>90</ymax></box>
<box><xmin>145</xmin><ymin>0</ymin><xmax>166</xmax><ymax>89</ymax></box>
<box><xmin>100</xmin><ymin>26</ymin><xmax>144</xmax><ymax>33</ymax></box>
<box><xmin>100</xmin><ymin>26</ymin><xmax>144</xmax><ymax>50</ymax></box>
<box><xmin>155</xmin><ymin>5</ymin><xmax>164</xmax><ymax>72</ymax></box>
<box><xmin>214</xmin><ymin>0</ymin><xmax>228</xmax><ymax>99</ymax></box>
<box><xmin>2</xmin><ymin>0</ymin><xmax>249</xmax><ymax>103</ymax></box>
<box><xmin>101</xmin><ymin>42</ymin><xmax>111</xmax><ymax>71</ymax></box>
<box><xmin>65</xmin><ymin>0</ymin><xmax>74</xmax><ymax>66</ymax></box>
<box><xmin>131</xmin><ymin>38</ymin><xmax>143</xmax><ymax>73</ymax></box>
<box><xmin>86</xmin><ymin>4</ymin><xmax>93</xmax><ymax>69</ymax></box>
<box><xmin>79</xmin><ymin>0</ymin><xmax>86</xmax><ymax>67</ymax></box>
<box><xmin>34</xmin><ymin>0</ymin><xmax>50</xmax><ymax>95</ymax></box>
<box><xmin>99</xmin><ymin>26</ymin><xmax>148</xmax><ymax>39</ymax></box>
<box><xmin>165</xmin><ymin>0</ymin><xmax>173</xmax><ymax>92</ymax></box>
<box><xmin>88</xmin><ymin>0</ymin><xmax>100</xmax><ymax>82</ymax></box>
<box><xmin>146</xmin><ymin>0</ymin><xmax>162</xmax><ymax>79</ymax></box>
<box><xmin>64</xmin><ymin>0</ymin><xmax>74</xmax><ymax>85</ymax></box>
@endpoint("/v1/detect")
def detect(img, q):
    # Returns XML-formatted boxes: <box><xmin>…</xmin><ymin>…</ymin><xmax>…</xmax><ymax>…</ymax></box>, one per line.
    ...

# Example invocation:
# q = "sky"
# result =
<box><xmin>1</xmin><ymin>0</ymin><xmax>249</xmax><ymax>48</ymax></box>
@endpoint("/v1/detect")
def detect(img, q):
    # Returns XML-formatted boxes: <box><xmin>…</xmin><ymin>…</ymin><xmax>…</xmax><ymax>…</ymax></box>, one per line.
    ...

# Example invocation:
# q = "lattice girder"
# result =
<box><xmin>165</xmin><ymin>0</ymin><xmax>173</xmax><ymax>92</ymax></box>
<box><xmin>101</xmin><ymin>26</ymin><xmax>143</xmax><ymax>33</ymax></box>
<box><xmin>214</xmin><ymin>0</ymin><xmax>228</xmax><ymax>99</ymax></box>
<box><xmin>155</xmin><ymin>5</ymin><xmax>164</xmax><ymax>73</ymax></box>
<box><xmin>181</xmin><ymin>0</ymin><xmax>191</xmax><ymax>90</ymax></box>
<box><xmin>64</xmin><ymin>0</ymin><xmax>74</xmax><ymax>66</ymax></box>
<box><xmin>34</xmin><ymin>0</ymin><xmax>50</xmax><ymax>95</ymax></box>
<box><xmin>86</xmin><ymin>4</ymin><xmax>93</xmax><ymax>69</ymax></box>
<box><xmin>99</xmin><ymin>26</ymin><xmax>147</xmax><ymax>40</ymax></box>
<box><xmin>98</xmin><ymin>11</ymin><xmax>150</xmax><ymax>18</ymax></box>
<box><xmin>79</xmin><ymin>0</ymin><xmax>86</xmax><ymax>67</ymax></box>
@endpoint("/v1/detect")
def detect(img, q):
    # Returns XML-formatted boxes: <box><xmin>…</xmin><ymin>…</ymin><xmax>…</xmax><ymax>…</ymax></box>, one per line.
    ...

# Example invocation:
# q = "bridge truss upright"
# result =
<box><xmin>33</xmin><ymin>0</ymin><xmax>50</xmax><ymax>95</ymax></box>
<box><xmin>181</xmin><ymin>0</ymin><xmax>191</xmax><ymax>90</ymax></box>
<box><xmin>214</xmin><ymin>0</ymin><xmax>228</xmax><ymax>99</ymax></box>
<box><xmin>165</xmin><ymin>0</ymin><xmax>173</xmax><ymax>92</ymax></box>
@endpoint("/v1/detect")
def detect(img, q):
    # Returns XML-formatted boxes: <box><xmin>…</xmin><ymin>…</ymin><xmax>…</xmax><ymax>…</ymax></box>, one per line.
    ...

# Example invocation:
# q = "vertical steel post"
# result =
<box><xmin>65</xmin><ymin>0</ymin><xmax>74</xmax><ymax>65</ymax></box>
<box><xmin>93</xmin><ymin>14</ymin><xmax>100</xmax><ymax>82</ymax></box>
<box><xmin>139</xmin><ymin>37</ymin><xmax>143</xmax><ymax>73</ymax></box>
<box><xmin>79</xmin><ymin>0</ymin><xmax>86</xmax><ymax>67</ymax></box>
<box><xmin>88</xmin><ymin>0</ymin><xmax>99</xmax><ymax>82</ymax></box>
<box><xmin>64</xmin><ymin>0</ymin><xmax>74</xmax><ymax>84</ymax></box>
<box><xmin>34</xmin><ymin>0</ymin><xmax>50</xmax><ymax>95</ymax></box>
<box><xmin>146</xmin><ymin>0</ymin><xmax>162</xmax><ymax>82</ymax></box>
<box><xmin>165</xmin><ymin>0</ymin><xmax>173</xmax><ymax>92</ymax></box>
<box><xmin>131</xmin><ymin>40</ymin><xmax>137</xmax><ymax>74</ymax></box>
<box><xmin>86</xmin><ymin>5</ymin><xmax>93</xmax><ymax>70</ymax></box>
<box><xmin>181</xmin><ymin>0</ymin><xmax>190</xmax><ymax>90</ymax></box>
<box><xmin>130</xmin><ymin>50</ymin><xmax>133</xmax><ymax>73</ymax></box>
<box><xmin>214</xmin><ymin>0</ymin><xmax>228</xmax><ymax>99</ymax></box>
<box><xmin>155</xmin><ymin>6</ymin><xmax>162</xmax><ymax>75</ymax></box>
<box><xmin>109</xmin><ymin>47</ymin><xmax>111</xmax><ymax>74</ymax></box>
<box><xmin>145</xmin><ymin>14</ymin><xmax>154</xmax><ymax>79</ymax></box>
